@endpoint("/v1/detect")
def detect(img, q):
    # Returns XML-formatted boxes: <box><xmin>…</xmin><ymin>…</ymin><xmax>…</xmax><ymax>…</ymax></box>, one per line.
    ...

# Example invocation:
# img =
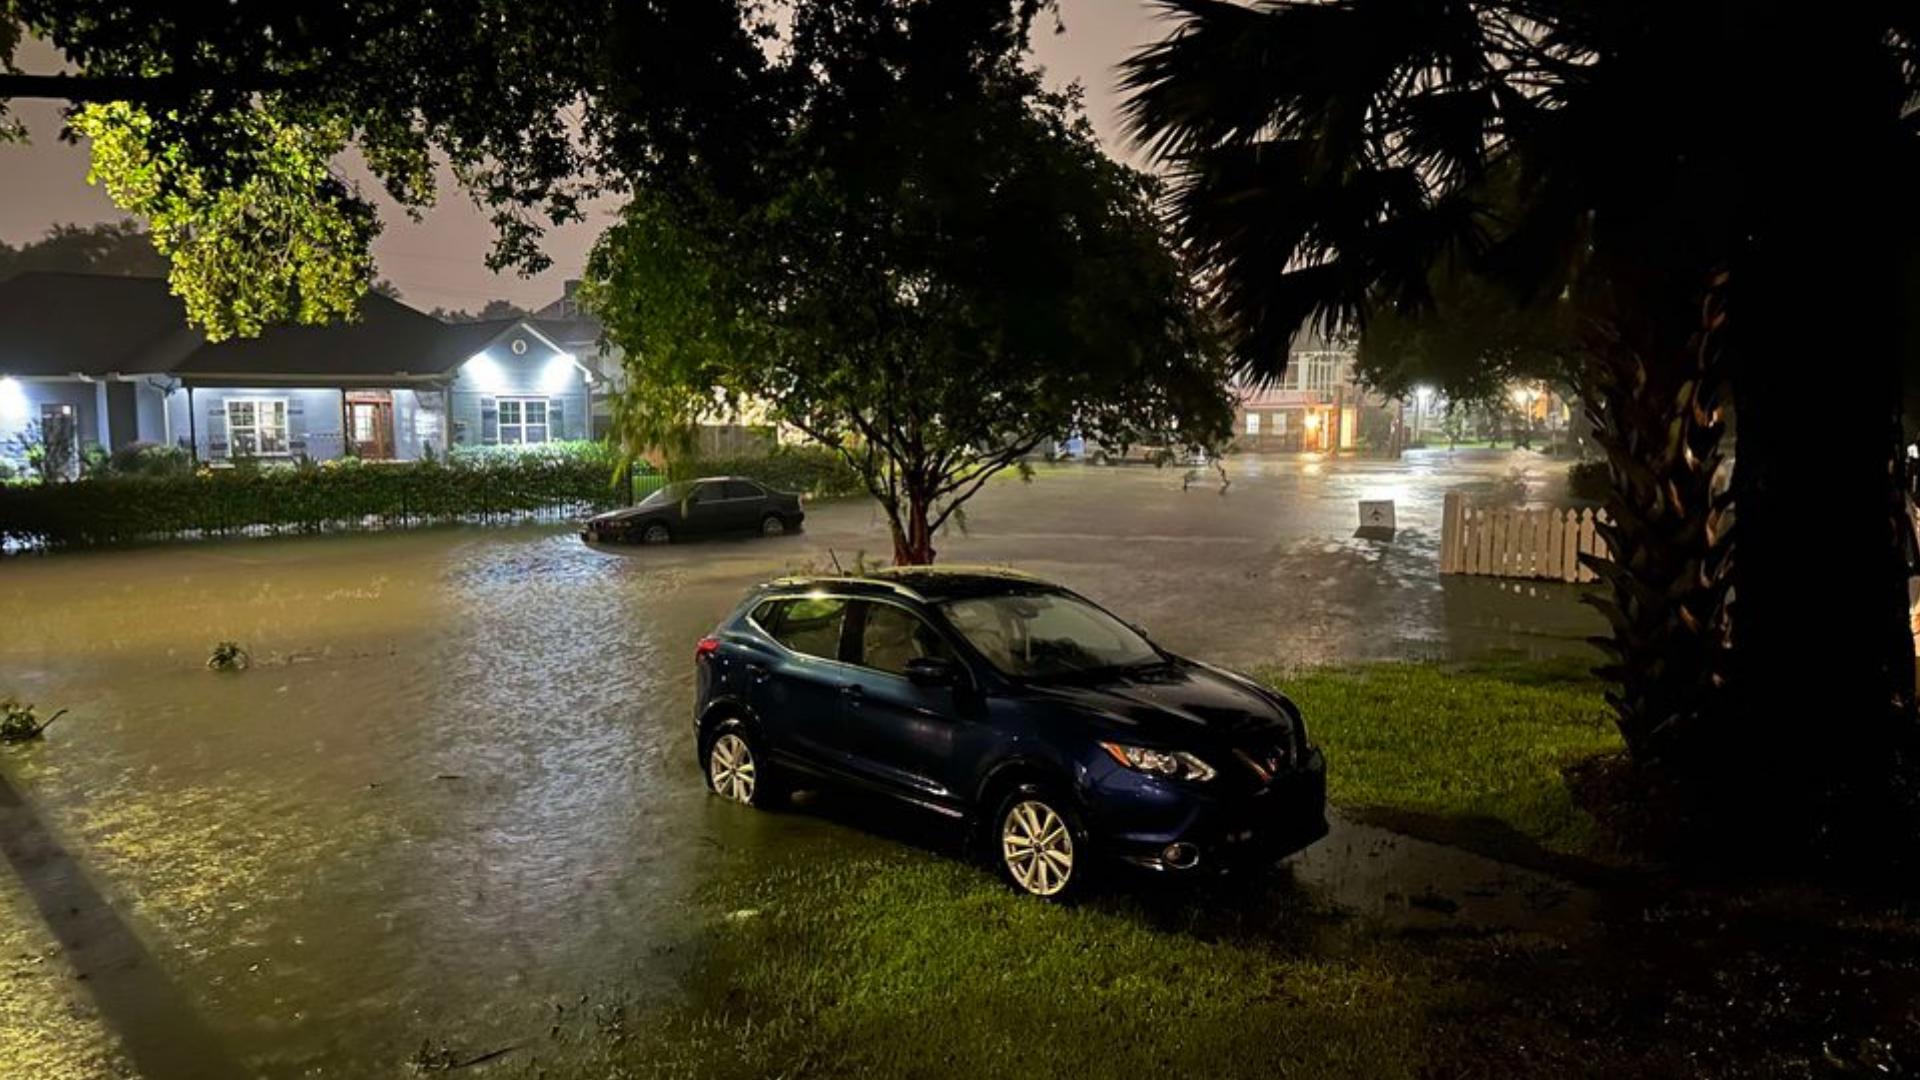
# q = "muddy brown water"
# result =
<box><xmin>1</xmin><ymin>451</ymin><xmax>1603</xmax><ymax>1077</ymax></box>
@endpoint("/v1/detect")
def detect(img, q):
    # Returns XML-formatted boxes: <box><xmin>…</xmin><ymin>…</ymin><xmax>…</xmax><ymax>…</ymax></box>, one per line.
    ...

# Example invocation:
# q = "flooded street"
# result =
<box><xmin>1</xmin><ymin>451</ymin><xmax>1601</xmax><ymax>1077</ymax></box>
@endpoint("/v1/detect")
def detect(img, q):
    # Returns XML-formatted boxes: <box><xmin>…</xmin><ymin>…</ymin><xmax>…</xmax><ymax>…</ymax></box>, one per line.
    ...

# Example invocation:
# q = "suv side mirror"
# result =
<box><xmin>905</xmin><ymin>656</ymin><xmax>962</xmax><ymax>688</ymax></box>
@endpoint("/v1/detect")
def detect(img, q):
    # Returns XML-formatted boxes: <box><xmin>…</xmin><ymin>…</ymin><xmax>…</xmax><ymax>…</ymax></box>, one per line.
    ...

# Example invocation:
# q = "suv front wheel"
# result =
<box><xmin>992</xmin><ymin>783</ymin><xmax>1089</xmax><ymax>899</ymax></box>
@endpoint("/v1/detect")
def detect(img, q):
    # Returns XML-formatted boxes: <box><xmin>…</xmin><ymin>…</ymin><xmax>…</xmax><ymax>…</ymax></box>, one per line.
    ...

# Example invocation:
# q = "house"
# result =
<box><xmin>0</xmin><ymin>272</ymin><xmax>596</xmax><ymax>473</ymax></box>
<box><xmin>1233</xmin><ymin>330</ymin><xmax>1400</xmax><ymax>453</ymax></box>
<box><xmin>532</xmin><ymin>277</ymin><xmax>776</xmax><ymax>456</ymax></box>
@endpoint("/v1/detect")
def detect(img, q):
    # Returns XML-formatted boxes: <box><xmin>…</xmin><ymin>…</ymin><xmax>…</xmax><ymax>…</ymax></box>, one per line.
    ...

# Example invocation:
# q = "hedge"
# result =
<box><xmin>667</xmin><ymin>445</ymin><xmax>866</xmax><ymax>500</ymax></box>
<box><xmin>0</xmin><ymin>443</ymin><xmax>868</xmax><ymax>549</ymax></box>
<box><xmin>0</xmin><ymin>441</ymin><xmax>643</xmax><ymax>548</ymax></box>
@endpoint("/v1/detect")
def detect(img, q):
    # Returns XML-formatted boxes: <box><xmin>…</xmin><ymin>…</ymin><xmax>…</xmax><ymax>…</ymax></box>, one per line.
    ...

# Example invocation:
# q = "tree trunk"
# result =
<box><xmin>890</xmin><ymin>486</ymin><xmax>938</xmax><ymax>565</ymax></box>
<box><xmin>1724</xmin><ymin>12</ymin><xmax>1919</xmax><ymax>853</ymax></box>
<box><xmin>1580</xmin><ymin>275</ymin><xmax>1734</xmax><ymax>776</ymax></box>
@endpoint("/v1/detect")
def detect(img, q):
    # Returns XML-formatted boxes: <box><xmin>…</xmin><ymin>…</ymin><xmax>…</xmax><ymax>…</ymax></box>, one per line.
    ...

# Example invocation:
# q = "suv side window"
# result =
<box><xmin>722</xmin><ymin>480</ymin><xmax>763</xmax><ymax>500</ymax></box>
<box><xmin>765</xmin><ymin>596</ymin><xmax>848</xmax><ymax>660</ymax></box>
<box><xmin>855</xmin><ymin>601</ymin><xmax>955</xmax><ymax>676</ymax></box>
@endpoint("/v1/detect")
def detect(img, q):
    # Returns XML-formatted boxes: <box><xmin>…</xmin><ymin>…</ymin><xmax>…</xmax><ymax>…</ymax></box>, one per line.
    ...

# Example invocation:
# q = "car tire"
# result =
<box><xmin>991</xmin><ymin>782</ymin><xmax>1090</xmax><ymax>900</ymax></box>
<box><xmin>703</xmin><ymin>719</ymin><xmax>783</xmax><ymax>809</ymax></box>
<box><xmin>640</xmin><ymin>522</ymin><xmax>672</xmax><ymax>545</ymax></box>
<box><xmin>760</xmin><ymin>514</ymin><xmax>786</xmax><ymax>537</ymax></box>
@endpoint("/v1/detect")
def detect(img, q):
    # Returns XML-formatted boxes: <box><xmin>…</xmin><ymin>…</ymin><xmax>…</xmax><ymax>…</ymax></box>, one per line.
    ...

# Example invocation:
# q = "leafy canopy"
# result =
<box><xmin>586</xmin><ymin>0</ymin><xmax>1230</xmax><ymax>562</ymax></box>
<box><xmin>3</xmin><ymin>0</ymin><xmax>604</xmax><ymax>334</ymax></box>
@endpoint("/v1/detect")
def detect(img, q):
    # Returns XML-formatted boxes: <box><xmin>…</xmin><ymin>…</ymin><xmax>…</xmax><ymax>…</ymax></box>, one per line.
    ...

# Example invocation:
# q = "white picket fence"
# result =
<box><xmin>1439</xmin><ymin>492</ymin><xmax>1609</xmax><ymax>583</ymax></box>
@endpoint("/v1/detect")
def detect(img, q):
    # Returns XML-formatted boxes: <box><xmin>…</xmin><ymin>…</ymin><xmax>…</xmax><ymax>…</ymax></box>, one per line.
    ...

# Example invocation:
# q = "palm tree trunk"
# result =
<box><xmin>1580</xmin><ymin>274</ymin><xmax>1734</xmax><ymax>775</ymax></box>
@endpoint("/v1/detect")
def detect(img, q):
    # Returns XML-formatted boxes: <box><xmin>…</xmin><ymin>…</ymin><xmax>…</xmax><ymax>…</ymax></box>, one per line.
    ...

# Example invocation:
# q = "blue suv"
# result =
<box><xmin>693</xmin><ymin>567</ymin><xmax>1327</xmax><ymax>898</ymax></box>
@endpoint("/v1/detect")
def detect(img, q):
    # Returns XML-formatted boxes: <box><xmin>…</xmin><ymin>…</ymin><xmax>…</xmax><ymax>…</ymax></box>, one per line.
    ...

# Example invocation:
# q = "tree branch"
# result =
<box><xmin>0</xmin><ymin>71</ymin><xmax>296</xmax><ymax>104</ymax></box>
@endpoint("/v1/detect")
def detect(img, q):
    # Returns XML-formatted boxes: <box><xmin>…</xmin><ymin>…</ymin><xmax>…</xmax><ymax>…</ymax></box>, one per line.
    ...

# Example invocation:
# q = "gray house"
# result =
<box><xmin>0</xmin><ymin>272</ymin><xmax>596</xmax><ymax>472</ymax></box>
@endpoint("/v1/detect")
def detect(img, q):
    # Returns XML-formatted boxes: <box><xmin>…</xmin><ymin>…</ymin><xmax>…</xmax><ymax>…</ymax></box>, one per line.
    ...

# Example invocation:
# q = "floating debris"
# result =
<box><xmin>0</xmin><ymin>699</ymin><xmax>66</xmax><ymax>743</ymax></box>
<box><xmin>207</xmin><ymin>641</ymin><xmax>252</xmax><ymax>671</ymax></box>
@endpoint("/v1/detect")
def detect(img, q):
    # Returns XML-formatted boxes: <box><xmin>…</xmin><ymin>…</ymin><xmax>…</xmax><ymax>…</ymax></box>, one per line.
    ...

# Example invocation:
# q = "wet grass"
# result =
<box><xmin>516</xmin><ymin>855</ymin><xmax>1434</xmax><ymax>1079</ymax></box>
<box><xmin>1263</xmin><ymin>657</ymin><xmax>1622</xmax><ymax>856</ymax></box>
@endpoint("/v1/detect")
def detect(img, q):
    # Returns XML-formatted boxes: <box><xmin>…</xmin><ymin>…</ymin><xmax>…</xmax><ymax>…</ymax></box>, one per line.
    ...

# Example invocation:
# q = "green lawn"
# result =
<box><xmin>517</xmin><ymin>857</ymin><xmax>1433</xmax><ymax>1079</ymax></box>
<box><xmin>1264</xmin><ymin>658</ymin><xmax>1623</xmax><ymax>855</ymax></box>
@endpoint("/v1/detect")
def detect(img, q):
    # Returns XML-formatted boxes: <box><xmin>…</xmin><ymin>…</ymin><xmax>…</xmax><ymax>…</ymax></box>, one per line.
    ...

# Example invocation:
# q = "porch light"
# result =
<box><xmin>540</xmin><ymin>352</ymin><xmax>576</xmax><ymax>393</ymax></box>
<box><xmin>463</xmin><ymin>351</ymin><xmax>505</xmax><ymax>392</ymax></box>
<box><xmin>0</xmin><ymin>376</ymin><xmax>26</xmax><ymax>427</ymax></box>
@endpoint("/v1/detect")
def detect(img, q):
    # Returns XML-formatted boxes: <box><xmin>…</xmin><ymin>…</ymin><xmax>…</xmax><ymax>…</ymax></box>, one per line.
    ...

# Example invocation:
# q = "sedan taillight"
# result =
<box><xmin>695</xmin><ymin>636</ymin><xmax>721</xmax><ymax>662</ymax></box>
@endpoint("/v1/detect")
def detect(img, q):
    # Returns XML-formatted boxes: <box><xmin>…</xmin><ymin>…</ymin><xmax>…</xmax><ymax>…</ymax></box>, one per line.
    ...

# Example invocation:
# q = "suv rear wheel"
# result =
<box><xmin>705</xmin><ymin>720</ymin><xmax>782</xmax><ymax>808</ymax></box>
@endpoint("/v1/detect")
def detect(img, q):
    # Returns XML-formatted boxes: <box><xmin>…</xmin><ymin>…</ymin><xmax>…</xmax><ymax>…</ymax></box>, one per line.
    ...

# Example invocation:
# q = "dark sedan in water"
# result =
<box><xmin>692</xmin><ymin>566</ymin><xmax>1328</xmax><ymax>898</ymax></box>
<box><xmin>582</xmin><ymin>477</ymin><xmax>804</xmax><ymax>545</ymax></box>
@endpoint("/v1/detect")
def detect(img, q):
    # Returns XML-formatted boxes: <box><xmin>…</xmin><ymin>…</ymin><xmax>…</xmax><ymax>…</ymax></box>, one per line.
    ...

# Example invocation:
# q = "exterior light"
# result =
<box><xmin>463</xmin><ymin>351</ymin><xmax>505</xmax><ymax>392</ymax></box>
<box><xmin>540</xmin><ymin>352</ymin><xmax>577</xmax><ymax>394</ymax></box>
<box><xmin>0</xmin><ymin>376</ymin><xmax>27</xmax><ymax>427</ymax></box>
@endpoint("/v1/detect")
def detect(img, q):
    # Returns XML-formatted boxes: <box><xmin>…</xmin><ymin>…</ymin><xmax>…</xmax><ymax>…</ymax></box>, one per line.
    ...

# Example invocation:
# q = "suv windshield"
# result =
<box><xmin>939</xmin><ymin>592</ymin><xmax>1159</xmax><ymax>678</ymax></box>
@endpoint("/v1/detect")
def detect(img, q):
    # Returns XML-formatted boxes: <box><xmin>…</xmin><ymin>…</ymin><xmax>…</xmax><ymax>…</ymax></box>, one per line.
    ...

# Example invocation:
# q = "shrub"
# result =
<box><xmin>1567</xmin><ymin>459</ymin><xmax>1610</xmax><ymax>503</ymax></box>
<box><xmin>666</xmin><ymin>444</ymin><xmax>865</xmax><ymax>500</ymax></box>
<box><xmin>0</xmin><ymin>441</ymin><xmax>653</xmax><ymax>548</ymax></box>
<box><xmin>109</xmin><ymin>441</ymin><xmax>195</xmax><ymax>477</ymax></box>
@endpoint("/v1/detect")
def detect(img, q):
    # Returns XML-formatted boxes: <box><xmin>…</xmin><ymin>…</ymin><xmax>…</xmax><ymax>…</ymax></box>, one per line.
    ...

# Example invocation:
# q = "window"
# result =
<box><xmin>722</xmin><ymin>480</ymin><xmax>764</xmax><ymax>500</ymax></box>
<box><xmin>1245</xmin><ymin>412</ymin><xmax>1262</xmax><ymax>435</ymax></box>
<box><xmin>1274</xmin><ymin>411</ymin><xmax>1289</xmax><ymax>434</ymax></box>
<box><xmin>856</xmin><ymin>602</ymin><xmax>955</xmax><ymax>676</ymax></box>
<box><xmin>765</xmin><ymin>597</ymin><xmax>848</xmax><ymax>660</ymax></box>
<box><xmin>941</xmin><ymin>592</ymin><xmax>1159</xmax><ymax>679</ymax></box>
<box><xmin>226</xmin><ymin>398</ymin><xmax>289</xmax><ymax>456</ymax></box>
<box><xmin>498</xmin><ymin>397</ymin><xmax>550</xmax><ymax>444</ymax></box>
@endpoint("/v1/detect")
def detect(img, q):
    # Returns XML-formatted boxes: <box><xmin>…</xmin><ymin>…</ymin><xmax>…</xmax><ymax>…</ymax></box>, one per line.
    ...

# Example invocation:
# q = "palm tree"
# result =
<box><xmin>1124</xmin><ymin>1</ymin><xmax>1920</xmax><ymax>854</ymax></box>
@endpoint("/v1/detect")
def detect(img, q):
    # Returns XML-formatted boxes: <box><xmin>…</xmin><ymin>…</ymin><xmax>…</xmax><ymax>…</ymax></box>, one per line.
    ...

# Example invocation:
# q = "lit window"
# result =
<box><xmin>1245</xmin><ymin>412</ymin><xmax>1262</xmax><ymax>435</ymax></box>
<box><xmin>498</xmin><ymin>397</ymin><xmax>550</xmax><ymax>444</ymax></box>
<box><xmin>226</xmin><ymin>398</ymin><xmax>289</xmax><ymax>457</ymax></box>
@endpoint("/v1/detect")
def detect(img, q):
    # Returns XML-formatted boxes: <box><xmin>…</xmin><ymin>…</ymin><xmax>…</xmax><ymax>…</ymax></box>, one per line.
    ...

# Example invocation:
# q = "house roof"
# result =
<box><xmin>0</xmin><ymin>272</ymin><xmax>194</xmax><ymax>376</ymax></box>
<box><xmin>0</xmin><ymin>271</ymin><xmax>571</xmax><ymax>384</ymax></box>
<box><xmin>167</xmin><ymin>295</ymin><xmax>491</xmax><ymax>379</ymax></box>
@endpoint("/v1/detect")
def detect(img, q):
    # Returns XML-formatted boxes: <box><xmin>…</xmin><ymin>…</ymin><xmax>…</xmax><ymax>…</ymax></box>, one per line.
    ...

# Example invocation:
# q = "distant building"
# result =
<box><xmin>1231</xmin><ymin>331</ymin><xmax>1398</xmax><ymax>453</ymax></box>
<box><xmin>0</xmin><ymin>272</ymin><xmax>595</xmax><ymax>472</ymax></box>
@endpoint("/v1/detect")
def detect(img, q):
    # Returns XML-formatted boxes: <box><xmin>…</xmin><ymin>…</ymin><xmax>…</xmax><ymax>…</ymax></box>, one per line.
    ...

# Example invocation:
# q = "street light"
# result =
<box><xmin>1412</xmin><ymin>385</ymin><xmax>1434</xmax><ymax>440</ymax></box>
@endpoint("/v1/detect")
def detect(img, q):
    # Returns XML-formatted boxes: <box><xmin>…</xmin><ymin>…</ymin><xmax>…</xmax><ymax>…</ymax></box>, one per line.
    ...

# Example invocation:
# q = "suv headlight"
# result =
<box><xmin>1100</xmin><ymin>742</ymin><xmax>1217</xmax><ymax>782</ymax></box>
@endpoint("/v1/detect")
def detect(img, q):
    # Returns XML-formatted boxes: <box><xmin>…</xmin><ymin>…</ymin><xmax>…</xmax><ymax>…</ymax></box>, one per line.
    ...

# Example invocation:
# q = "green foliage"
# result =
<box><xmin>0</xmin><ymin>699</ymin><xmax>67</xmax><ymax>743</ymax></box>
<box><xmin>0</xmin><ymin>442</ymin><xmax>638</xmax><ymax>547</ymax></box>
<box><xmin>1356</xmin><ymin>266</ymin><xmax>1583</xmax><ymax>407</ymax></box>
<box><xmin>587</xmin><ymin>5</ymin><xmax>1232</xmax><ymax>564</ymax></box>
<box><xmin>1566</xmin><ymin>460</ymin><xmax>1610</xmax><ymax>503</ymax></box>
<box><xmin>107</xmin><ymin>442</ymin><xmax>194</xmax><ymax>478</ymax></box>
<box><xmin>665</xmin><ymin>447</ymin><xmax>865</xmax><ymax>501</ymax></box>
<box><xmin>72</xmin><ymin>102</ymin><xmax>379</xmax><ymax>340</ymax></box>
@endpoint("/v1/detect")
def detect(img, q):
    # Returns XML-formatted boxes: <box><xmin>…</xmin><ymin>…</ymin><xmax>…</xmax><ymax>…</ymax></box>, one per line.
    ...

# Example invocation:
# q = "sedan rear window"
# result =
<box><xmin>940</xmin><ymin>593</ymin><xmax>1159</xmax><ymax>678</ymax></box>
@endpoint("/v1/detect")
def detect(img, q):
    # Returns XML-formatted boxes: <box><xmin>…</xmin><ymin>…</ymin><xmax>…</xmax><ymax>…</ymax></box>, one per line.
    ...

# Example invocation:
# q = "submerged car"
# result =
<box><xmin>693</xmin><ymin>567</ymin><xmax>1327</xmax><ymax>898</ymax></box>
<box><xmin>582</xmin><ymin>477</ymin><xmax>804</xmax><ymax>545</ymax></box>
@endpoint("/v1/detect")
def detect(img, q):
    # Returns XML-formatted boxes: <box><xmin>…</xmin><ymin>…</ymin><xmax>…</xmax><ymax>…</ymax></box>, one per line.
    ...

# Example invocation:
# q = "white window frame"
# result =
<box><xmin>1244</xmin><ymin>412</ymin><xmax>1262</xmax><ymax>436</ymax></box>
<box><xmin>225</xmin><ymin>397</ymin><xmax>290</xmax><ymax>457</ymax></box>
<box><xmin>497</xmin><ymin>397</ymin><xmax>551</xmax><ymax>445</ymax></box>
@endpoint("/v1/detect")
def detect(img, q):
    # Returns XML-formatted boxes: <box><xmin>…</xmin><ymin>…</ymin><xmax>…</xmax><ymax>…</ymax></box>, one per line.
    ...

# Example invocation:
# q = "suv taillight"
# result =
<box><xmin>695</xmin><ymin>636</ymin><xmax>721</xmax><ymax>662</ymax></box>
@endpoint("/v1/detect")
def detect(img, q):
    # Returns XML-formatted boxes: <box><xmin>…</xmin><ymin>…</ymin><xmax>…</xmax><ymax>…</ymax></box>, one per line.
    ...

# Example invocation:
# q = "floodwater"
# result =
<box><xmin>0</xmin><ymin>450</ymin><xmax>1603</xmax><ymax>1077</ymax></box>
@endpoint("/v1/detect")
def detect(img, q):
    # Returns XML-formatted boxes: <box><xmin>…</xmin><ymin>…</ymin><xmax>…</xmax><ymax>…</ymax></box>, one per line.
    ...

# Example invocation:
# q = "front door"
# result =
<box><xmin>38</xmin><ymin>403</ymin><xmax>78</xmax><ymax>480</ymax></box>
<box><xmin>346</xmin><ymin>392</ymin><xmax>394</xmax><ymax>459</ymax></box>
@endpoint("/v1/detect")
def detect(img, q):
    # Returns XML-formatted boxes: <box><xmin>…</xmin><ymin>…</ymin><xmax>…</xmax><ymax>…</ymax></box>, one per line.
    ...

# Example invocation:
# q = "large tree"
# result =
<box><xmin>1</xmin><ymin>1</ymin><xmax>605</xmax><ymax>336</ymax></box>
<box><xmin>587</xmin><ymin>3</ymin><xmax>1230</xmax><ymax>565</ymax></box>
<box><xmin>1124</xmin><ymin>1</ymin><xmax>1920</xmax><ymax>854</ymax></box>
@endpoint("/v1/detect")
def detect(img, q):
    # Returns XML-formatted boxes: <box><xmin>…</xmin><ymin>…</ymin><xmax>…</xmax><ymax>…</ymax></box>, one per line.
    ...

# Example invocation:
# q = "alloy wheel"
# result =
<box><xmin>761</xmin><ymin>516</ymin><xmax>786</xmax><ymax>537</ymax></box>
<box><xmin>1000</xmin><ymin>799</ymin><xmax>1074</xmax><ymax>896</ymax></box>
<box><xmin>709</xmin><ymin>733</ymin><xmax>756</xmax><ymax>804</ymax></box>
<box><xmin>642</xmin><ymin>523</ymin><xmax>671</xmax><ymax>544</ymax></box>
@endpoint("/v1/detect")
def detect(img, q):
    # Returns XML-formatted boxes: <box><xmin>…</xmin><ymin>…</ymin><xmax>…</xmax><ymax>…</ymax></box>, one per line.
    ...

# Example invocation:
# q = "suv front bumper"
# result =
<box><xmin>1094</xmin><ymin>747</ymin><xmax>1328</xmax><ymax>873</ymax></box>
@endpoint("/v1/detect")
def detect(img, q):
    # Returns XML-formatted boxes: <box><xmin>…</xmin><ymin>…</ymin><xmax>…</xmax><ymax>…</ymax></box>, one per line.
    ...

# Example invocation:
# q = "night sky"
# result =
<box><xmin>0</xmin><ymin>1</ymin><xmax>1165</xmax><ymax>314</ymax></box>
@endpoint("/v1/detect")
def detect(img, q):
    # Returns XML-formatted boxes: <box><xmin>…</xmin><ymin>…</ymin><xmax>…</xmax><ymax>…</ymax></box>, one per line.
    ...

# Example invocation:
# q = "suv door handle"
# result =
<box><xmin>840</xmin><ymin>683</ymin><xmax>864</xmax><ymax>706</ymax></box>
<box><xmin>747</xmin><ymin>663</ymin><xmax>769</xmax><ymax>683</ymax></box>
